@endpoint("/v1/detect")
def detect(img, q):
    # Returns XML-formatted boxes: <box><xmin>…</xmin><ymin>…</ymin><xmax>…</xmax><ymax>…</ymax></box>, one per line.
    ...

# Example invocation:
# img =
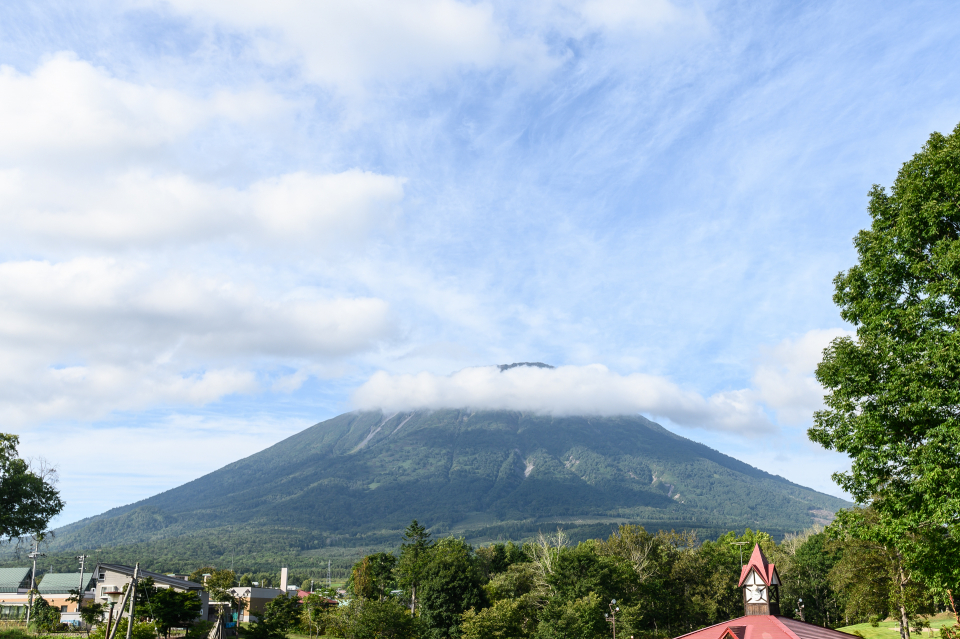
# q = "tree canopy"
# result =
<box><xmin>0</xmin><ymin>433</ymin><xmax>64</xmax><ymax>540</ymax></box>
<box><xmin>811</xmin><ymin>121</ymin><xmax>960</xmax><ymax>598</ymax></box>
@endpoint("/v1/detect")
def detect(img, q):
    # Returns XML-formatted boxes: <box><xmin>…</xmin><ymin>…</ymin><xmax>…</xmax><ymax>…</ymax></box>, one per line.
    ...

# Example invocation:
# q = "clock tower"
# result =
<box><xmin>667</xmin><ymin>541</ymin><xmax>859</xmax><ymax>639</ymax></box>
<box><xmin>738</xmin><ymin>544</ymin><xmax>781</xmax><ymax>616</ymax></box>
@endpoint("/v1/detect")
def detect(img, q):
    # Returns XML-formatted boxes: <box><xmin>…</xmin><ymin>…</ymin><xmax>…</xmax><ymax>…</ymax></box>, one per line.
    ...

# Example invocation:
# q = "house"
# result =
<box><xmin>93</xmin><ymin>563</ymin><xmax>209</xmax><ymax>620</ymax></box>
<box><xmin>0</xmin><ymin>567</ymin><xmax>31</xmax><ymax>621</ymax></box>
<box><xmin>672</xmin><ymin>545</ymin><xmax>858</xmax><ymax>639</ymax></box>
<box><xmin>226</xmin><ymin>587</ymin><xmax>286</xmax><ymax>622</ymax></box>
<box><xmin>36</xmin><ymin>572</ymin><xmax>98</xmax><ymax>624</ymax></box>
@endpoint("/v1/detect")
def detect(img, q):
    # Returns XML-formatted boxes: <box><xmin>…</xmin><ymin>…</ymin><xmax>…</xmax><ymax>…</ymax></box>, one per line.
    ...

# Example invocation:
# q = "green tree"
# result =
<box><xmin>484</xmin><ymin>563</ymin><xmax>538</xmax><ymax>603</ymax></box>
<box><xmin>780</xmin><ymin>531</ymin><xmax>843</xmax><ymax>627</ymax></box>
<box><xmin>188</xmin><ymin>567</ymin><xmax>216</xmax><ymax>586</ymax></box>
<box><xmin>417</xmin><ymin>537</ymin><xmax>488</xmax><ymax>639</ymax></box>
<box><xmin>351</xmin><ymin>553</ymin><xmax>397</xmax><ymax>601</ymax></box>
<box><xmin>533</xmin><ymin>592</ymin><xmax>607</xmax><ymax>639</ymax></box>
<box><xmin>546</xmin><ymin>541</ymin><xmax>633</xmax><ymax>608</ymax></box>
<box><xmin>811</xmin><ymin>122</ymin><xmax>960</xmax><ymax>618</ymax></box>
<box><xmin>460</xmin><ymin>598</ymin><xmax>537</xmax><ymax>639</ymax></box>
<box><xmin>0</xmin><ymin>433</ymin><xmax>64</xmax><ymax>540</ymax></box>
<box><xmin>262</xmin><ymin>594</ymin><xmax>300</xmax><ymax>632</ymax></box>
<box><xmin>827</xmin><ymin>511</ymin><xmax>937</xmax><ymax>634</ymax></box>
<box><xmin>396</xmin><ymin>520</ymin><xmax>433</xmax><ymax>614</ymax></box>
<box><xmin>29</xmin><ymin>593</ymin><xmax>61</xmax><ymax>632</ymax></box>
<box><xmin>327</xmin><ymin>598</ymin><xmax>420</xmax><ymax>639</ymax></box>
<box><xmin>206</xmin><ymin>569</ymin><xmax>237</xmax><ymax>592</ymax></box>
<box><xmin>145</xmin><ymin>587</ymin><xmax>203</xmax><ymax>637</ymax></box>
<box><xmin>300</xmin><ymin>593</ymin><xmax>333</xmax><ymax>638</ymax></box>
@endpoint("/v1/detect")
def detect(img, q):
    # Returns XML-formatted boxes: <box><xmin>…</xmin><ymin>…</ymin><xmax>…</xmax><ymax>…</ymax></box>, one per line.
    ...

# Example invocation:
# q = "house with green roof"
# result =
<box><xmin>0</xmin><ymin>567</ymin><xmax>30</xmax><ymax>594</ymax></box>
<box><xmin>35</xmin><ymin>571</ymin><xmax>98</xmax><ymax>624</ymax></box>
<box><xmin>37</xmin><ymin>572</ymin><xmax>96</xmax><ymax>596</ymax></box>
<box><xmin>0</xmin><ymin>567</ymin><xmax>31</xmax><ymax>621</ymax></box>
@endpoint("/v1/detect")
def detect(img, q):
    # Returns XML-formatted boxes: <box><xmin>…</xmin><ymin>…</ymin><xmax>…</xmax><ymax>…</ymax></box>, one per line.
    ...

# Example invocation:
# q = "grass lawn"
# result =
<box><xmin>839</xmin><ymin>612</ymin><xmax>957</xmax><ymax>639</ymax></box>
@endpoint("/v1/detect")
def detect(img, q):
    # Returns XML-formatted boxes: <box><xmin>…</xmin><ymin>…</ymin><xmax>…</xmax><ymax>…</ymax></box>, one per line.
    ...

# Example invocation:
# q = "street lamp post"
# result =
<box><xmin>605</xmin><ymin>599</ymin><xmax>620</xmax><ymax>639</ymax></box>
<box><xmin>104</xmin><ymin>589</ymin><xmax>123</xmax><ymax>638</ymax></box>
<box><xmin>798</xmin><ymin>598</ymin><xmax>805</xmax><ymax>622</ymax></box>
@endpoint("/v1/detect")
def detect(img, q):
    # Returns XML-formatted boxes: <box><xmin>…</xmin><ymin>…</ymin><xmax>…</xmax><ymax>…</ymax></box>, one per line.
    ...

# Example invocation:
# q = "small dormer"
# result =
<box><xmin>737</xmin><ymin>544</ymin><xmax>781</xmax><ymax>616</ymax></box>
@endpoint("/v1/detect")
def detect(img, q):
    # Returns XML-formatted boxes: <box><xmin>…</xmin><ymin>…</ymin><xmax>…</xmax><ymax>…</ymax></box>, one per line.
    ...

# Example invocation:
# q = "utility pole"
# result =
<box><xmin>124</xmin><ymin>563</ymin><xmax>139</xmax><ymax>639</ymax></box>
<box><xmin>77</xmin><ymin>554</ymin><xmax>88</xmax><ymax>610</ymax></box>
<box><xmin>731</xmin><ymin>541</ymin><xmax>749</xmax><ymax>566</ymax></box>
<box><xmin>327</xmin><ymin>561</ymin><xmax>331</xmax><ymax>589</ymax></box>
<box><xmin>25</xmin><ymin>537</ymin><xmax>45</xmax><ymax>626</ymax></box>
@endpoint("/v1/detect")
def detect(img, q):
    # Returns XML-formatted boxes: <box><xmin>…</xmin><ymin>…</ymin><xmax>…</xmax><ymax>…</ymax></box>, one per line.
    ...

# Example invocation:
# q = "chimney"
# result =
<box><xmin>280</xmin><ymin>567</ymin><xmax>288</xmax><ymax>592</ymax></box>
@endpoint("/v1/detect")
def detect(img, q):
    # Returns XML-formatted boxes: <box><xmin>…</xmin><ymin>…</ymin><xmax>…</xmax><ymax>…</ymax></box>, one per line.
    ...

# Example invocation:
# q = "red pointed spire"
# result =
<box><xmin>738</xmin><ymin>543</ymin><xmax>779</xmax><ymax>587</ymax></box>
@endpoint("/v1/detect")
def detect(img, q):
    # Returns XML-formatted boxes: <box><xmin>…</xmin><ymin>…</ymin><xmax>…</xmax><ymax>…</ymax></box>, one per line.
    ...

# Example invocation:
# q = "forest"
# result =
<box><xmin>228</xmin><ymin>516</ymin><xmax>957</xmax><ymax>639</ymax></box>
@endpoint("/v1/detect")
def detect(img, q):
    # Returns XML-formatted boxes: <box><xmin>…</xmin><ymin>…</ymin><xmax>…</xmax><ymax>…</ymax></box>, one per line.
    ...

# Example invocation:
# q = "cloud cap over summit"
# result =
<box><xmin>352</xmin><ymin>363</ymin><xmax>772</xmax><ymax>434</ymax></box>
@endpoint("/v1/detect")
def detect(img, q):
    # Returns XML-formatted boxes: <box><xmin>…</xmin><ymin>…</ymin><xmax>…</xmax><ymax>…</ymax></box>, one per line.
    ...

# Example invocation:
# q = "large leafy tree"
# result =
<box><xmin>327</xmin><ymin>598</ymin><xmax>420</xmax><ymax>639</ymax></box>
<box><xmin>350</xmin><ymin>552</ymin><xmax>397</xmax><ymax>601</ymax></box>
<box><xmin>811</xmin><ymin>122</ymin><xmax>960</xmax><ymax>612</ymax></box>
<box><xmin>144</xmin><ymin>587</ymin><xmax>203</xmax><ymax>637</ymax></box>
<box><xmin>417</xmin><ymin>537</ymin><xmax>487</xmax><ymax>639</ymax></box>
<box><xmin>0</xmin><ymin>433</ymin><xmax>64</xmax><ymax>540</ymax></box>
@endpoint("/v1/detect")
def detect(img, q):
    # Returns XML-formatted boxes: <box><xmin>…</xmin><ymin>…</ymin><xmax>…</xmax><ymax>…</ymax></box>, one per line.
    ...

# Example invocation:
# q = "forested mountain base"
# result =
<box><xmin>18</xmin><ymin>410</ymin><xmax>848</xmax><ymax>568</ymax></box>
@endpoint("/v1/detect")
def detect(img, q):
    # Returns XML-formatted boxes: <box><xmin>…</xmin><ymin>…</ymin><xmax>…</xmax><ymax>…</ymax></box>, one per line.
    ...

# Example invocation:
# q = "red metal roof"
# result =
<box><xmin>738</xmin><ymin>544</ymin><xmax>780</xmax><ymax>587</ymax></box>
<box><xmin>674</xmin><ymin>616</ymin><xmax>858</xmax><ymax>639</ymax></box>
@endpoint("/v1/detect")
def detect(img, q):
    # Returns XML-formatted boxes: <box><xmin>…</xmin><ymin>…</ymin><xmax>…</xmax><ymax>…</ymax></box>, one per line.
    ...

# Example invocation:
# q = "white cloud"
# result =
<box><xmin>155</xmin><ymin>0</ymin><xmax>520</xmax><ymax>89</ymax></box>
<box><xmin>0</xmin><ymin>54</ymin><xmax>406</xmax><ymax>250</ymax></box>
<box><xmin>0</xmin><ymin>168</ymin><xmax>405</xmax><ymax>249</ymax></box>
<box><xmin>0</xmin><ymin>52</ymin><xmax>288</xmax><ymax>167</ymax></box>
<box><xmin>752</xmin><ymin>328</ymin><xmax>854</xmax><ymax>425</ymax></box>
<box><xmin>0</xmin><ymin>257</ymin><xmax>395</xmax><ymax>424</ymax></box>
<box><xmin>352</xmin><ymin>363</ymin><xmax>772</xmax><ymax>434</ymax></box>
<box><xmin>149</xmin><ymin>0</ymin><xmax>704</xmax><ymax>91</ymax></box>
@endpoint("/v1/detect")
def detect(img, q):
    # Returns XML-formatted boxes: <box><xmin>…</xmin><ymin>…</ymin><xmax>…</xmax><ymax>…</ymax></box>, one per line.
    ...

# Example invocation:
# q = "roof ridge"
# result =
<box><xmin>770</xmin><ymin>615</ymin><xmax>802</xmax><ymax>639</ymax></box>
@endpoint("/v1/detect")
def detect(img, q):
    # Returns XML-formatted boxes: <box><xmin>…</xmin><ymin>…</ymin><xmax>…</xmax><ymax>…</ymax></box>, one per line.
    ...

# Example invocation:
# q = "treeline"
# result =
<box><xmin>291</xmin><ymin>517</ymin><xmax>956</xmax><ymax>639</ymax></box>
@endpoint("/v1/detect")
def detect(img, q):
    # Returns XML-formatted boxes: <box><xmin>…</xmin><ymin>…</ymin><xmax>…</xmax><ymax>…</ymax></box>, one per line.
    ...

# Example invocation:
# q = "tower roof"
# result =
<box><xmin>738</xmin><ymin>543</ymin><xmax>779</xmax><ymax>587</ymax></box>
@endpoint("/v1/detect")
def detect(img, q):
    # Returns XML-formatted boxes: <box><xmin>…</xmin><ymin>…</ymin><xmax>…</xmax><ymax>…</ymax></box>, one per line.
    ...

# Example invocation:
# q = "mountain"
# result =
<box><xmin>35</xmin><ymin>409</ymin><xmax>848</xmax><ymax>570</ymax></box>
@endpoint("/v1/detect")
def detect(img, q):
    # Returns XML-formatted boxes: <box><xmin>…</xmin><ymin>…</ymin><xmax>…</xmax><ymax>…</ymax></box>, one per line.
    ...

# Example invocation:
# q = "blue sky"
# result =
<box><xmin>3</xmin><ymin>0</ymin><xmax>959</xmax><ymax>526</ymax></box>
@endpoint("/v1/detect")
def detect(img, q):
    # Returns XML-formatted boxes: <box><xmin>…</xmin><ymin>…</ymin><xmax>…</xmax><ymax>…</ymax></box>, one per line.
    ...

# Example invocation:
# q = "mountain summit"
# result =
<box><xmin>47</xmin><ymin>410</ymin><xmax>847</xmax><ymax>561</ymax></box>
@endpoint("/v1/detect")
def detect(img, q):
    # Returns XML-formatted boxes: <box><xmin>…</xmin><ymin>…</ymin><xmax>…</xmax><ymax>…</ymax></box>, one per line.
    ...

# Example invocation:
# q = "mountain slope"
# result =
<box><xmin>46</xmin><ymin>410</ymin><xmax>848</xmax><ymax>556</ymax></box>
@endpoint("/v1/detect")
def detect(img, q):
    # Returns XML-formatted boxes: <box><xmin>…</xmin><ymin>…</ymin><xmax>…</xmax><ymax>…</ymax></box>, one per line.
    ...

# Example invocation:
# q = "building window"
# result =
<box><xmin>99</xmin><ymin>572</ymin><xmax>106</xmax><ymax>580</ymax></box>
<box><xmin>60</xmin><ymin>605</ymin><xmax>68</xmax><ymax>613</ymax></box>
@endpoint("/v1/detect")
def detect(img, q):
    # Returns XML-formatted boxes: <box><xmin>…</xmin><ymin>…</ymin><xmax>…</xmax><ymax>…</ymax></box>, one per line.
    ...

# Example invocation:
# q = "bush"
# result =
<box><xmin>241</xmin><ymin>619</ymin><xmax>286</xmax><ymax>639</ymax></box>
<box><xmin>327</xmin><ymin>599</ymin><xmax>419</xmax><ymax>639</ymax></box>
<box><xmin>88</xmin><ymin>618</ymin><xmax>158</xmax><ymax>639</ymax></box>
<box><xmin>29</xmin><ymin>594</ymin><xmax>61</xmax><ymax>632</ymax></box>
<box><xmin>186</xmin><ymin>620</ymin><xmax>215</xmax><ymax>639</ymax></box>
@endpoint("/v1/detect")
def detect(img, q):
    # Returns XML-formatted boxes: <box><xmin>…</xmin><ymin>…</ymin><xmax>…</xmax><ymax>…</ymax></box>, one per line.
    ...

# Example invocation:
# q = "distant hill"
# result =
<box><xmin>31</xmin><ymin>409</ymin><xmax>848</xmax><ymax>571</ymax></box>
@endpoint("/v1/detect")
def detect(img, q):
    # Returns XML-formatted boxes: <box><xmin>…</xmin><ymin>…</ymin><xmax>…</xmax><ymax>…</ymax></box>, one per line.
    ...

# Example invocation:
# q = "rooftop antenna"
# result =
<box><xmin>731</xmin><ymin>541</ymin><xmax>749</xmax><ymax>567</ymax></box>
